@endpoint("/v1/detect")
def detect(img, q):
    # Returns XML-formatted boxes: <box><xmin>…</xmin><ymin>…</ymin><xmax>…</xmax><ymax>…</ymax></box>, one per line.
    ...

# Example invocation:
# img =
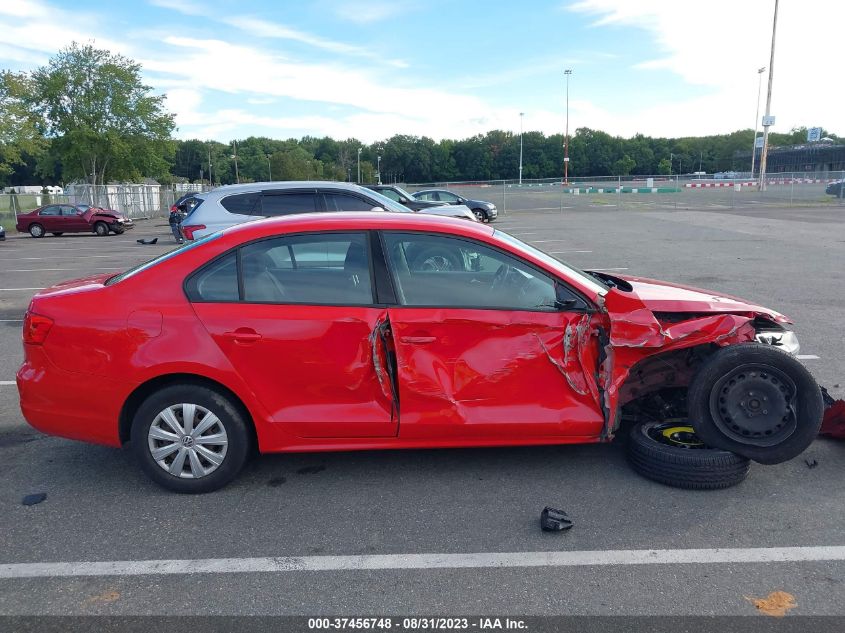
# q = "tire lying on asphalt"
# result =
<box><xmin>687</xmin><ymin>342</ymin><xmax>823</xmax><ymax>465</ymax></box>
<box><xmin>130</xmin><ymin>384</ymin><xmax>252</xmax><ymax>493</ymax></box>
<box><xmin>628</xmin><ymin>420</ymin><xmax>751</xmax><ymax>490</ymax></box>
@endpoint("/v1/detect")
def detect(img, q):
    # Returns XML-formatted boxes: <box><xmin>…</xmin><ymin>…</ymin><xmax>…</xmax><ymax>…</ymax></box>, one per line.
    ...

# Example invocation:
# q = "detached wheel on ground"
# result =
<box><xmin>687</xmin><ymin>342</ymin><xmax>823</xmax><ymax>465</ymax></box>
<box><xmin>29</xmin><ymin>223</ymin><xmax>44</xmax><ymax>238</ymax></box>
<box><xmin>94</xmin><ymin>221</ymin><xmax>109</xmax><ymax>236</ymax></box>
<box><xmin>627</xmin><ymin>420</ymin><xmax>750</xmax><ymax>490</ymax></box>
<box><xmin>130</xmin><ymin>384</ymin><xmax>252</xmax><ymax>493</ymax></box>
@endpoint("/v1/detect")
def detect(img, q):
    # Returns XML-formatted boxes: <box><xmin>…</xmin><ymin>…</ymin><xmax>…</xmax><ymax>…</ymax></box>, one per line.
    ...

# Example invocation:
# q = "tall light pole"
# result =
<box><xmin>357</xmin><ymin>147</ymin><xmax>362</xmax><ymax>183</ymax></box>
<box><xmin>750</xmin><ymin>66</ymin><xmax>766</xmax><ymax>177</ymax></box>
<box><xmin>670</xmin><ymin>152</ymin><xmax>674</xmax><ymax>175</ymax></box>
<box><xmin>207</xmin><ymin>146</ymin><xmax>213</xmax><ymax>186</ymax></box>
<box><xmin>231</xmin><ymin>141</ymin><xmax>240</xmax><ymax>184</ymax></box>
<box><xmin>518</xmin><ymin>112</ymin><xmax>524</xmax><ymax>185</ymax></box>
<box><xmin>564</xmin><ymin>70</ymin><xmax>572</xmax><ymax>185</ymax></box>
<box><xmin>758</xmin><ymin>0</ymin><xmax>778</xmax><ymax>191</ymax></box>
<box><xmin>377</xmin><ymin>155</ymin><xmax>382</xmax><ymax>184</ymax></box>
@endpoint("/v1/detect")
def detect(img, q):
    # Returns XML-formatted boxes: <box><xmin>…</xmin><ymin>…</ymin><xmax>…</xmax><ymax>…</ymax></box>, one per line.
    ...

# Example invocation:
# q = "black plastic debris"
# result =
<box><xmin>22</xmin><ymin>492</ymin><xmax>47</xmax><ymax>506</ymax></box>
<box><xmin>296</xmin><ymin>465</ymin><xmax>326</xmax><ymax>475</ymax></box>
<box><xmin>136</xmin><ymin>238</ymin><xmax>158</xmax><ymax>245</ymax></box>
<box><xmin>805</xmin><ymin>458</ymin><xmax>818</xmax><ymax>469</ymax></box>
<box><xmin>540</xmin><ymin>506</ymin><xmax>573</xmax><ymax>532</ymax></box>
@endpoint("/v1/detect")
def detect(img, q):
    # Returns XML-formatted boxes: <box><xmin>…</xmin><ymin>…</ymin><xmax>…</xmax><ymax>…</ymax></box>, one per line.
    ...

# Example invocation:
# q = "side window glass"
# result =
<box><xmin>259</xmin><ymin>193</ymin><xmax>317</xmax><ymax>216</ymax></box>
<box><xmin>324</xmin><ymin>193</ymin><xmax>378</xmax><ymax>212</ymax></box>
<box><xmin>61</xmin><ymin>206</ymin><xmax>78</xmax><ymax>216</ymax></box>
<box><xmin>417</xmin><ymin>192</ymin><xmax>435</xmax><ymax>201</ymax></box>
<box><xmin>240</xmin><ymin>232</ymin><xmax>372</xmax><ymax>305</ymax></box>
<box><xmin>186</xmin><ymin>252</ymin><xmax>238</xmax><ymax>302</ymax></box>
<box><xmin>221</xmin><ymin>193</ymin><xmax>260</xmax><ymax>215</ymax></box>
<box><xmin>378</xmin><ymin>189</ymin><xmax>402</xmax><ymax>202</ymax></box>
<box><xmin>40</xmin><ymin>206</ymin><xmax>60</xmax><ymax>216</ymax></box>
<box><xmin>439</xmin><ymin>192</ymin><xmax>459</xmax><ymax>203</ymax></box>
<box><xmin>383</xmin><ymin>232</ymin><xmax>561</xmax><ymax>311</ymax></box>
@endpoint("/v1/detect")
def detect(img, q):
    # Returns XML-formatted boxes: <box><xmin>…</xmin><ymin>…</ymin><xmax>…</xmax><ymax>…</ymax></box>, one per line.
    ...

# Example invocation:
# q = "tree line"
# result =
<box><xmin>0</xmin><ymin>43</ymin><xmax>837</xmax><ymax>189</ymax></box>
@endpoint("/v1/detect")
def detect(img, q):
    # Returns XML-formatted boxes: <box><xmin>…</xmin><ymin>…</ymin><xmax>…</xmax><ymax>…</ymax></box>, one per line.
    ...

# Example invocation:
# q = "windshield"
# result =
<box><xmin>494</xmin><ymin>230</ymin><xmax>609</xmax><ymax>295</ymax></box>
<box><xmin>364</xmin><ymin>188</ymin><xmax>414</xmax><ymax>214</ymax></box>
<box><xmin>105</xmin><ymin>232</ymin><xmax>221</xmax><ymax>285</ymax></box>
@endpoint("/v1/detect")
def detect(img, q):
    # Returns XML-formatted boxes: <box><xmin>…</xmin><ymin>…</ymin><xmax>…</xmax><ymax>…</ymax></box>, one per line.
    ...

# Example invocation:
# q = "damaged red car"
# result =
<box><xmin>15</xmin><ymin>203</ymin><xmax>134</xmax><ymax>238</ymax></box>
<box><xmin>17</xmin><ymin>213</ymin><xmax>823</xmax><ymax>493</ymax></box>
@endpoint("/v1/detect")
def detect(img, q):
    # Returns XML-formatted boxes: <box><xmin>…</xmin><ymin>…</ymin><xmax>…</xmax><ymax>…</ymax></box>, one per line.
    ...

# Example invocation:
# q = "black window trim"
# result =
<box><xmin>184</xmin><ymin>229</ymin><xmax>386</xmax><ymax>308</ymax></box>
<box><xmin>377</xmin><ymin>229</ymin><xmax>595</xmax><ymax>313</ymax></box>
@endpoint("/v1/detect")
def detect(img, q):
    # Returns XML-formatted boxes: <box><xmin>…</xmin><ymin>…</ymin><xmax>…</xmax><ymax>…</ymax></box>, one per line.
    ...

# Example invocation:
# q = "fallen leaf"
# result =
<box><xmin>84</xmin><ymin>590</ymin><xmax>120</xmax><ymax>605</ymax></box>
<box><xmin>745</xmin><ymin>591</ymin><xmax>796</xmax><ymax>617</ymax></box>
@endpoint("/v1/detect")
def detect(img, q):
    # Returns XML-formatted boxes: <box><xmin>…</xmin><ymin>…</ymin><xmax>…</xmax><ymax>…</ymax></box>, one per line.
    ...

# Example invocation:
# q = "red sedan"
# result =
<box><xmin>15</xmin><ymin>203</ymin><xmax>134</xmax><ymax>237</ymax></box>
<box><xmin>17</xmin><ymin>213</ymin><xmax>822</xmax><ymax>493</ymax></box>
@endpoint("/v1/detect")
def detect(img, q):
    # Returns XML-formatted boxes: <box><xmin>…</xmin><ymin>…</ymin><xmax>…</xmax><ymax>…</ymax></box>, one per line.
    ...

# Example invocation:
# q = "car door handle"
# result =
<box><xmin>399</xmin><ymin>335</ymin><xmax>436</xmax><ymax>344</ymax></box>
<box><xmin>222</xmin><ymin>328</ymin><xmax>262</xmax><ymax>343</ymax></box>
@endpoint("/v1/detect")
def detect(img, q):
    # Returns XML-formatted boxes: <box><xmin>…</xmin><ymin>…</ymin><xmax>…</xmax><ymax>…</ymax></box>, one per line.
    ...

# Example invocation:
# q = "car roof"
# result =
<box><xmin>201</xmin><ymin>181</ymin><xmax>377</xmax><ymax>201</ymax></box>
<box><xmin>218</xmin><ymin>211</ymin><xmax>494</xmax><ymax>242</ymax></box>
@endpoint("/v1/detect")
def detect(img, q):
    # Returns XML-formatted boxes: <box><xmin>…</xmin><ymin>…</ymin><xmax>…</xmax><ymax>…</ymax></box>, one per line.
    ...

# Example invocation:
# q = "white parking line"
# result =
<box><xmin>549</xmin><ymin>250</ymin><xmax>593</xmax><ymax>254</ymax></box>
<box><xmin>2</xmin><ymin>546</ymin><xmax>845</xmax><ymax>579</ymax></box>
<box><xmin>796</xmin><ymin>354</ymin><xmax>821</xmax><ymax>360</ymax></box>
<box><xmin>0</xmin><ymin>255</ymin><xmax>123</xmax><ymax>261</ymax></box>
<box><xmin>0</xmin><ymin>381</ymin><xmax>16</xmax><ymax>386</ymax></box>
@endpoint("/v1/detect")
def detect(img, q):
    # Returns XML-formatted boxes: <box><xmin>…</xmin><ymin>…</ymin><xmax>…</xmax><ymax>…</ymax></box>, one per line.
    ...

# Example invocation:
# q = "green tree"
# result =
<box><xmin>30</xmin><ymin>42</ymin><xmax>175</xmax><ymax>186</ymax></box>
<box><xmin>613</xmin><ymin>154</ymin><xmax>636</xmax><ymax>176</ymax></box>
<box><xmin>0</xmin><ymin>71</ymin><xmax>46</xmax><ymax>183</ymax></box>
<box><xmin>656</xmin><ymin>158</ymin><xmax>672</xmax><ymax>175</ymax></box>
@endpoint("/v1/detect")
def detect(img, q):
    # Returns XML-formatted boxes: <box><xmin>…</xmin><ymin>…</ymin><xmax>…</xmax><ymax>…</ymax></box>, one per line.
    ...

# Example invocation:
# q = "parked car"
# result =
<box><xmin>0</xmin><ymin>224</ymin><xmax>5</xmax><ymax>241</ymax></box>
<box><xmin>171</xmin><ymin>192</ymin><xmax>202</xmax><ymax>215</ymax></box>
<box><xmin>179</xmin><ymin>181</ymin><xmax>476</xmax><ymax>241</ymax></box>
<box><xmin>363</xmin><ymin>184</ymin><xmax>448</xmax><ymax>212</ymax></box>
<box><xmin>18</xmin><ymin>212</ymin><xmax>821</xmax><ymax>493</ymax></box>
<box><xmin>824</xmin><ymin>180</ymin><xmax>844</xmax><ymax>196</ymax></box>
<box><xmin>15</xmin><ymin>204</ymin><xmax>134</xmax><ymax>238</ymax></box>
<box><xmin>412</xmin><ymin>188</ymin><xmax>498</xmax><ymax>222</ymax></box>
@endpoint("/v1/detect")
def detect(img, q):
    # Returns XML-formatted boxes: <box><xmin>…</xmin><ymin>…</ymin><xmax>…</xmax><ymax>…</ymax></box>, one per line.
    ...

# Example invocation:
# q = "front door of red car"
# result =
<box><xmin>60</xmin><ymin>205</ymin><xmax>88</xmax><ymax>231</ymax></box>
<box><xmin>188</xmin><ymin>231</ymin><xmax>397</xmax><ymax>438</ymax></box>
<box><xmin>380</xmin><ymin>232</ymin><xmax>605</xmax><ymax>441</ymax></box>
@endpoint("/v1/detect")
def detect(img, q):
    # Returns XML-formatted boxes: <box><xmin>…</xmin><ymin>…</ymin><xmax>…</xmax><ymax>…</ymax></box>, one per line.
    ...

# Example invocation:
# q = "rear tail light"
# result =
<box><xmin>23</xmin><ymin>312</ymin><xmax>54</xmax><ymax>345</ymax></box>
<box><xmin>169</xmin><ymin>205</ymin><xmax>178</xmax><ymax>212</ymax></box>
<box><xmin>181</xmin><ymin>224</ymin><xmax>205</xmax><ymax>240</ymax></box>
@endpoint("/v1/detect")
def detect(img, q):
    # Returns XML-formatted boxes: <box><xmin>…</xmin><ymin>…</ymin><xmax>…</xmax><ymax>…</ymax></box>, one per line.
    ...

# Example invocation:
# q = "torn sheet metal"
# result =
<box><xmin>820</xmin><ymin>398</ymin><xmax>845</xmax><ymax>439</ymax></box>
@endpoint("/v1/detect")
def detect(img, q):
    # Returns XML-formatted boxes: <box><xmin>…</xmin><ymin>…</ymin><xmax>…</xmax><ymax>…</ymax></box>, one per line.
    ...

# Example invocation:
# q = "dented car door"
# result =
<box><xmin>380</xmin><ymin>231</ymin><xmax>606</xmax><ymax>441</ymax></box>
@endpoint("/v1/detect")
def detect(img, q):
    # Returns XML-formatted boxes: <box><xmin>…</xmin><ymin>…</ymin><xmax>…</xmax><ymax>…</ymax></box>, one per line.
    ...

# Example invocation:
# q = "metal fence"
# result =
<box><xmin>405</xmin><ymin>172</ymin><xmax>845</xmax><ymax>214</ymax></box>
<box><xmin>0</xmin><ymin>184</ymin><xmax>214</xmax><ymax>225</ymax></box>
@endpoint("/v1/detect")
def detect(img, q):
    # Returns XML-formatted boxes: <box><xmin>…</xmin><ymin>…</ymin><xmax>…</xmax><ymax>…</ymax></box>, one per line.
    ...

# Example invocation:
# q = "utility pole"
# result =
<box><xmin>232</xmin><ymin>141</ymin><xmax>240</xmax><ymax>184</ymax></box>
<box><xmin>207</xmin><ymin>146</ymin><xmax>213</xmax><ymax>186</ymax></box>
<box><xmin>377</xmin><ymin>154</ymin><xmax>382</xmax><ymax>184</ymax></box>
<box><xmin>564</xmin><ymin>70</ymin><xmax>572</xmax><ymax>185</ymax></box>
<box><xmin>758</xmin><ymin>0</ymin><xmax>778</xmax><ymax>191</ymax></box>
<box><xmin>266</xmin><ymin>154</ymin><xmax>272</xmax><ymax>181</ymax></box>
<box><xmin>751</xmin><ymin>66</ymin><xmax>766</xmax><ymax>177</ymax></box>
<box><xmin>357</xmin><ymin>147</ymin><xmax>362</xmax><ymax>183</ymax></box>
<box><xmin>518</xmin><ymin>112</ymin><xmax>524</xmax><ymax>185</ymax></box>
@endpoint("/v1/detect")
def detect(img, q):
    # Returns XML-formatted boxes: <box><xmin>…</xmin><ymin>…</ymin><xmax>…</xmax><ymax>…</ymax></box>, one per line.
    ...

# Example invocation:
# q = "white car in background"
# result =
<box><xmin>179</xmin><ymin>181</ymin><xmax>477</xmax><ymax>241</ymax></box>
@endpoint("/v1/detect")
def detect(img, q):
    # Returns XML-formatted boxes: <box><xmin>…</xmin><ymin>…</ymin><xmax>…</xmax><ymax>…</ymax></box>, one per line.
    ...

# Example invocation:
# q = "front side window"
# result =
<box><xmin>240</xmin><ymin>232</ymin><xmax>373</xmax><ymax>305</ymax></box>
<box><xmin>61</xmin><ymin>205</ymin><xmax>78</xmax><ymax>216</ymax></box>
<box><xmin>259</xmin><ymin>193</ymin><xmax>317</xmax><ymax>216</ymax></box>
<box><xmin>383</xmin><ymin>232</ymin><xmax>571</xmax><ymax>311</ymax></box>
<box><xmin>324</xmin><ymin>193</ymin><xmax>378</xmax><ymax>212</ymax></box>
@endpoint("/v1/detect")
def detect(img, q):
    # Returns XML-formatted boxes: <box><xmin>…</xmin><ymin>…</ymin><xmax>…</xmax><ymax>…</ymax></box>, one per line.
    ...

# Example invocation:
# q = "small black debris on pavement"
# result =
<box><xmin>22</xmin><ymin>493</ymin><xmax>47</xmax><ymax>506</ymax></box>
<box><xmin>296</xmin><ymin>465</ymin><xmax>326</xmax><ymax>475</ymax></box>
<box><xmin>136</xmin><ymin>238</ymin><xmax>158</xmax><ymax>245</ymax></box>
<box><xmin>540</xmin><ymin>506</ymin><xmax>573</xmax><ymax>532</ymax></box>
<box><xmin>805</xmin><ymin>458</ymin><xmax>818</xmax><ymax>469</ymax></box>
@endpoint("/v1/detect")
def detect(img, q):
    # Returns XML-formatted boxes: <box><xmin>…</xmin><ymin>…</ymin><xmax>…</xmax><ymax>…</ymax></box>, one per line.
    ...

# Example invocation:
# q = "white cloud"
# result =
<box><xmin>148</xmin><ymin>0</ymin><xmax>205</xmax><ymax>16</ymax></box>
<box><xmin>334</xmin><ymin>1</ymin><xmax>415</xmax><ymax>24</ymax></box>
<box><xmin>568</xmin><ymin>0</ymin><xmax>845</xmax><ymax>135</ymax></box>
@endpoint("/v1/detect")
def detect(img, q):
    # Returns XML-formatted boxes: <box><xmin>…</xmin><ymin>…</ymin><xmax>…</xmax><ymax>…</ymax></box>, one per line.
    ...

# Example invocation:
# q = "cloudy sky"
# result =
<box><xmin>1</xmin><ymin>0</ymin><xmax>842</xmax><ymax>142</ymax></box>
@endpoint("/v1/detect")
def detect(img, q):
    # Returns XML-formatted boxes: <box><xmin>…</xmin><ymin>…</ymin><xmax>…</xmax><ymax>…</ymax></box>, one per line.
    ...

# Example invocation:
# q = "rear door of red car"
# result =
<box><xmin>380</xmin><ymin>231</ymin><xmax>605</xmax><ymax>441</ymax></box>
<box><xmin>37</xmin><ymin>206</ymin><xmax>62</xmax><ymax>231</ymax></box>
<box><xmin>188</xmin><ymin>231</ymin><xmax>397</xmax><ymax>439</ymax></box>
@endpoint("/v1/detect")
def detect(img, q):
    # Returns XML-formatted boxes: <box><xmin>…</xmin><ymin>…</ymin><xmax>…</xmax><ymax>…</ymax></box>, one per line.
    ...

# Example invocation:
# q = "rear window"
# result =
<box><xmin>259</xmin><ymin>193</ymin><xmax>317</xmax><ymax>216</ymax></box>
<box><xmin>221</xmin><ymin>192</ymin><xmax>260</xmax><ymax>215</ymax></box>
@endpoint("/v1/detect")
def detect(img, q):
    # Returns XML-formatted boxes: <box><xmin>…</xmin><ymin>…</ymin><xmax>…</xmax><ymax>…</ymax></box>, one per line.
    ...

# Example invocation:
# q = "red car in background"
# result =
<box><xmin>17</xmin><ymin>213</ymin><xmax>822</xmax><ymax>493</ymax></box>
<box><xmin>15</xmin><ymin>203</ymin><xmax>134</xmax><ymax>237</ymax></box>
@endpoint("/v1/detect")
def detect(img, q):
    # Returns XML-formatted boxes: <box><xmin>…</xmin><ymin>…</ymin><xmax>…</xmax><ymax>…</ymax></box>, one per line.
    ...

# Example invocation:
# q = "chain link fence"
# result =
<box><xmin>0</xmin><ymin>183</ymin><xmax>213</xmax><ymax>227</ymax></box>
<box><xmin>405</xmin><ymin>172</ymin><xmax>845</xmax><ymax>214</ymax></box>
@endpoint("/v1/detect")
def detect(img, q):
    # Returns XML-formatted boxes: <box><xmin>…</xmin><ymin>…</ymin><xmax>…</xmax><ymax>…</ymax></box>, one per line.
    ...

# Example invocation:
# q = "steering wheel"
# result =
<box><xmin>490</xmin><ymin>264</ymin><xmax>518</xmax><ymax>292</ymax></box>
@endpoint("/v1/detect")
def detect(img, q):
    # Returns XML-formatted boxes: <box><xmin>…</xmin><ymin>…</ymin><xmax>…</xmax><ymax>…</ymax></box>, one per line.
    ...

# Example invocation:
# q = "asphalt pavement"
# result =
<box><xmin>0</xmin><ymin>206</ymin><xmax>843</xmax><ymax>619</ymax></box>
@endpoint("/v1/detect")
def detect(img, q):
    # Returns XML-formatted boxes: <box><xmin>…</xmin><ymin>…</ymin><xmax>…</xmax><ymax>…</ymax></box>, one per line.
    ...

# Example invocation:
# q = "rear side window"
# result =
<box><xmin>221</xmin><ymin>193</ymin><xmax>260</xmax><ymax>215</ymax></box>
<box><xmin>185</xmin><ymin>252</ymin><xmax>238</xmax><ymax>301</ymax></box>
<box><xmin>39</xmin><ymin>206</ymin><xmax>60</xmax><ymax>216</ymax></box>
<box><xmin>324</xmin><ymin>193</ymin><xmax>378</xmax><ymax>212</ymax></box>
<box><xmin>259</xmin><ymin>193</ymin><xmax>317</xmax><ymax>216</ymax></box>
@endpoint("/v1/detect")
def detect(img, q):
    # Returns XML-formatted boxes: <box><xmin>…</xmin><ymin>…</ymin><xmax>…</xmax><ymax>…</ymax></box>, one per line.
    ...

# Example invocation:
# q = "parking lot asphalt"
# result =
<box><xmin>0</xmin><ymin>206</ymin><xmax>844</xmax><ymax>617</ymax></box>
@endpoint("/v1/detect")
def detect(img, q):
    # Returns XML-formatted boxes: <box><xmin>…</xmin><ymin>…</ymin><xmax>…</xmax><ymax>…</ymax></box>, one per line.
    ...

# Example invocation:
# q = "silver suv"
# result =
<box><xmin>180</xmin><ymin>181</ymin><xmax>477</xmax><ymax>240</ymax></box>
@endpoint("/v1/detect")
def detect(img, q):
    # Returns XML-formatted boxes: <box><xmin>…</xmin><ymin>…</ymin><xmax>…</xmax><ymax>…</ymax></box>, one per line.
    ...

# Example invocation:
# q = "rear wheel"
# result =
<box><xmin>29</xmin><ymin>224</ymin><xmax>44</xmax><ymax>238</ymax></box>
<box><xmin>472</xmin><ymin>208</ymin><xmax>488</xmax><ymax>222</ymax></box>
<box><xmin>94</xmin><ymin>221</ymin><xmax>109</xmax><ymax>236</ymax></box>
<box><xmin>51</xmin><ymin>232</ymin><xmax>64</xmax><ymax>236</ymax></box>
<box><xmin>627</xmin><ymin>420</ymin><xmax>750</xmax><ymax>490</ymax></box>
<box><xmin>130</xmin><ymin>384</ymin><xmax>252</xmax><ymax>493</ymax></box>
<box><xmin>688</xmin><ymin>343</ymin><xmax>823</xmax><ymax>464</ymax></box>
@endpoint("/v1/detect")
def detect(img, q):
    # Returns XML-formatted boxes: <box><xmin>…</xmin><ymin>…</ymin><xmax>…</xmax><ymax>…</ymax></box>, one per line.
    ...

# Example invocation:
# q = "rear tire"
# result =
<box><xmin>688</xmin><ymin>343</ymin><xmax>823</xmax><ymax>465</ymax></box>
<box><xmin>29</xmin><ymin>224</ymin><xmax>45</xmax><ymax>238</ymax></box>
<box><xmin>94</xmin><ymin>221</ymin><xmax>109</xmax><ymax>236</ymax></box>
<box><xmin>472</xmin><ymin>208</ymin><xmax>488</xmax><ymax>222</ymax></box>
<box><xmin>130</xmin><ymin>384</ymin><xmax>252</xmax><ymax>493</ymax></box>
<box><xmin>628</xmin><ymin>420</ymin><xmax>750</xmax><ymax>490</ymax></box>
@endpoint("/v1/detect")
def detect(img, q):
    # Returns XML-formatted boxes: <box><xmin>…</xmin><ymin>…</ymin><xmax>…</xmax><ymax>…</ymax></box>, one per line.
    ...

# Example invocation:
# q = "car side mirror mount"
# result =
<box><xmin>370</xmin><ymin>206</ymin><xmax>385</xmax><ymax>212</ymax></box>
